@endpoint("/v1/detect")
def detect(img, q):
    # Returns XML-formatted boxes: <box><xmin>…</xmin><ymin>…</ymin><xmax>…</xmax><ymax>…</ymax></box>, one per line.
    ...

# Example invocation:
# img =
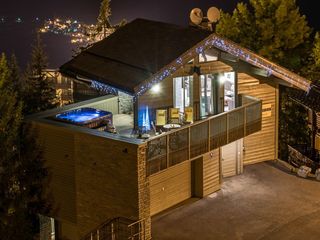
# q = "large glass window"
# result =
<box><xmin>199</xmin><ymin>48</ymin><xmax>218</xmax><ymax>62</ymax></box>
<box><xmin>200</xmin><ymin>74</ymin><xmax>215</xmax><ymax>117</ymax></box>
<box><xmin>200</xmin><ymin>72</ymin><xmax>236</xmax><ymax>117</ymax></box>
<box><xmin>223</xmin><ymin>72</ymin><xmax>235</xmax><ymax>111</ymax></box>
<box><xmin>173</xmin><ymin>76</ymin><xmax>193</xmax><ymax>112</ymax></box>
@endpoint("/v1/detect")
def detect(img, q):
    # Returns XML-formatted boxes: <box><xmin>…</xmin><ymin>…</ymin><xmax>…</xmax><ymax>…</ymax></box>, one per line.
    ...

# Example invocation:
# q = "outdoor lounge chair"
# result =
<box><xmin>169</xmin><ymin>108</ymin><xmax>180</xmax><ymax>124</ymax></box>
<box><xmin>156</xmin><ymin>109</ymin><xmax>167</xmax><ymax>126</ymax></box>
<box><xmin>184</xmin><ymin>107</ymin><xmax>193</xmax><ymax>123</ymax></box>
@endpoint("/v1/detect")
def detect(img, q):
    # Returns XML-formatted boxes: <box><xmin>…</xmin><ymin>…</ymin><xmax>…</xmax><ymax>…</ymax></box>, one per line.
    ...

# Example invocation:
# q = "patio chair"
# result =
<box><xmin>184</xmin><ymin>107</ymin><xmax>193</xmax><ymax>123</ymax></box>
<box><xmin>156</xmin><ymin>109</ymin><xmax>167</xmax><ymax>126</ymax></box>
<box><xmin>169</xmin><ymin>108</ymin><xmax>180</xmax><ymax>124</ymax></box>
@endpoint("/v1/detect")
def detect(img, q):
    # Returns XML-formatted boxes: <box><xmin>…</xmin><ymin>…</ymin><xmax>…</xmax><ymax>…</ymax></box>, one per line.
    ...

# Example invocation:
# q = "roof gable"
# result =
<box><xmin>60</xmin><ymin>18</ymin><xmax>311</xmax><ymax>96</ymax></box>
<box><xmin>60</xmin><ymin>19</ymin><xmax>210</xmax><ymax>93</ymax></box>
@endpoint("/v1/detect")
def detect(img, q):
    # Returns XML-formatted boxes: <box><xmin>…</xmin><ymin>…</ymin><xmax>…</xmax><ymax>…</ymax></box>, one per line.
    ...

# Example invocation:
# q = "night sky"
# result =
<box><xmin>1</xmin><ymin>0</ymin><xmax>319</xmax><ymax>68</ymax></box>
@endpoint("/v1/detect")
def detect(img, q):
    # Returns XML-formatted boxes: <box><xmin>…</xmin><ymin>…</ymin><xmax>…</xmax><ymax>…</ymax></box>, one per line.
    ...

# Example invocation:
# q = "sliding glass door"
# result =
<box><xmin>200</xmin><ymin>72</ymin><xmax>236</xmax><ymax>118</ymax></box>
<box><xmin>200</xmin><ymin>74</ymin><xmax>216</xmax><ymax>117</ymax></box>
<box><xmin>173</xmin><ymin>76</ymin><xmax>193</xmax><ymax>112</ymax></box>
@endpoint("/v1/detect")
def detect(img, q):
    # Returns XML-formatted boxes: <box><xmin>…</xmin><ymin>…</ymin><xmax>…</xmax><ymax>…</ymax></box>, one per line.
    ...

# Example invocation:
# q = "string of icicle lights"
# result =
<box><xmin>91</xmin><ymin>34</ymin><xmax>311</xmax><ymax>97</ymax></box>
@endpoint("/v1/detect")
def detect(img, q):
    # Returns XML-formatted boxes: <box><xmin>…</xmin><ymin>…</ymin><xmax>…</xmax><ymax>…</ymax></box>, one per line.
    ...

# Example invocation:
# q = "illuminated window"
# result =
<box><xmin>199</xmin><ymin>48</ymin><xmax>218</xmax><ymax>62</ymax></box>
<box><xmin>173</xmin><ymin>76</ymin><xmax>193</xmax><ymax>112</ymax></box>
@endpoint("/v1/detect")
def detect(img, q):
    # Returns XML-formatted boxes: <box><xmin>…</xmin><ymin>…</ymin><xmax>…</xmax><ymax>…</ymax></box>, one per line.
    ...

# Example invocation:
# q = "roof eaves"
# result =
<box><xmin>134</xmin><ymin>33</ymin><xmax>311</xmax><ymax>96</ymax></box>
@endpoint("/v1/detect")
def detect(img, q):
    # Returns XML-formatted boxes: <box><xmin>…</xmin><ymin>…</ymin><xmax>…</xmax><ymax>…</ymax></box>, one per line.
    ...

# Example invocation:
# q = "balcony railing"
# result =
<box><xmin>81</xmin><ymin>217</ymin><xmax>146</xmax><ymax>240</ymax></box>
<box><xmin>146</xmin><ymin>96</ymin><xmax>262</xmax><ymax>176</ymax></box>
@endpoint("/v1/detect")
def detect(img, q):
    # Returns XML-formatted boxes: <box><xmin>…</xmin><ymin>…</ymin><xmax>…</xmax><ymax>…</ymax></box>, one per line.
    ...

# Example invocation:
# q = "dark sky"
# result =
<box><xmin>1</xmin><ymin>0</ymin><xmax>319</xmax><ymax>68</ymax></box>
<box><xmin>1</xmin><ymin>0</ymin><xmax>319</xmax><ymax>27</ymax></box>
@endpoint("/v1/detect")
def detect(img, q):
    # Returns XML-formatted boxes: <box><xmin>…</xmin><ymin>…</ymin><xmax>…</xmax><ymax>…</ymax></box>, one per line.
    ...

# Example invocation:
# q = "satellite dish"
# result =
<box><xmin>190</xmin><ymin>8</ymin><xmax>203</xmax><ymax>25</ymax></box>
<box><xmin>207</xmin><ymin>7</ymin><xmax>220</xmax><ymax>23</ymax></box>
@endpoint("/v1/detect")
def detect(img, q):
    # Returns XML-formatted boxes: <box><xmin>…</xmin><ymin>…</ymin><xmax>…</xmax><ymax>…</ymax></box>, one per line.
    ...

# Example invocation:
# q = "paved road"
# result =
<box><xmin>152</xmin><ymin>161</ymin><xmax>320</xmax><ymax>240</ymax></box>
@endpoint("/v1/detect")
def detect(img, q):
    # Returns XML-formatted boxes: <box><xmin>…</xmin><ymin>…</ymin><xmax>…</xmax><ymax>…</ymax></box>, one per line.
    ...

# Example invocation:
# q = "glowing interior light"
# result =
<box><xmin>151</xmin><ymin>84</ymin><xmax>161</xmax><ymax>93</ymax></box>
<box><xmin>219</xmin><ymin>75</ymin><xmax>226</xmax><ymax>84</ymax></box>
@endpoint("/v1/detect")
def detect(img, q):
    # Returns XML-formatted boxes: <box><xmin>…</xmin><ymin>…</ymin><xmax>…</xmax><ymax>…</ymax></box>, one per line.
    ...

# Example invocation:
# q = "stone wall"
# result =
<box><xmin>119</xmin><ymin>91</ymin><xmax>133</xmax><ymax>114</ymax></box>
<box><xmin>137</xmin><ymin>144</ymin><xmax>151</xmax><ymax>239</ymax></box>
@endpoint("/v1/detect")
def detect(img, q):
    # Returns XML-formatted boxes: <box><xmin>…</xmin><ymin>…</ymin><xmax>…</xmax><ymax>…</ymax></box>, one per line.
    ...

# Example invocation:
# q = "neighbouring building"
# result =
<box><xmin>287</xmin><ymin>85</ymin><xmax>320</xmax><ymax>171</ymax></box>
<box><xmin>31</xmin><ymin>19</ymin><xmax>313</xmax><ymax>240</ymax></box>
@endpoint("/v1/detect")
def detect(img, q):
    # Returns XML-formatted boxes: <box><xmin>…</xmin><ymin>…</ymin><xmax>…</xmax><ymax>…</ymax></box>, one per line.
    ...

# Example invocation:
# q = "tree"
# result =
<box><xmin>97</xmin><ymin>0</ymin><xmax>112</xmax><ymax>39</ymax></box>
<box><xmin>301</xmin><ymin>32</ymin><xmax>320</xmax><ymax>83</ymax></box>
<box><xmin>216</xmin><ymin>0</ymin><xmax>311</xmax><ymax>71</ymax></box>
<box><xmin>24</xmin><ymin>33</ymin><xmax>57</xmax><ymax>115</ymax></box>
<box><xmin>216</xmin><ymin>0</ymin><xmax>315</xmax><ymax>161</ymax></box>
<box><xmin>8</xmin><ymin>54</ymin><xmax>23</xmax><ymax>97</ymax></box>
<box><xmin>0</xmin><ymin>53</ymin><xmax>49</xmax><ymax>239</ymax></box>
<box><xmin>95</xmin><ymin>0</ymin><xmax>126</xmax><ymax>40</ymax></box>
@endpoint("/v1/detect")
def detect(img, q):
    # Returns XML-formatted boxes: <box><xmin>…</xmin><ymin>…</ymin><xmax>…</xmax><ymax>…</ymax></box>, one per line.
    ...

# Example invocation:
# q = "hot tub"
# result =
<box><xmin>53</xmin><ymin>107</ymin><xmax>113</xmax><ymax>129</ymax></box>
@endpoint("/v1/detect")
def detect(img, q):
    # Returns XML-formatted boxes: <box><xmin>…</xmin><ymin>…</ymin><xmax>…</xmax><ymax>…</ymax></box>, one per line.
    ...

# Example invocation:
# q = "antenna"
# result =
<box><xmin>190</xmin><ymin>8</ymin><xmax>203</xmax><ymax>25</ymax></box>
<box><xmin>207</xmin><ymin>7</ymin><xmax>220</xmax><ymax>23</ymax></box>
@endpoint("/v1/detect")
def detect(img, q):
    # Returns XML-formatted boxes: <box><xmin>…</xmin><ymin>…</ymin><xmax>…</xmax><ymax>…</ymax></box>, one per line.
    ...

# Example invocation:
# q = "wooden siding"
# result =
<box><xmin>34</xmin><ymin>121</ymin><xmax>143</xmax><ymax>239</ymax></box>
<box><xmin>149</xmin><ymin>162</ymin><xmax>191</xmax><ymax>216</ymax></box>
<box><xmin>238</xmin><ymin>73</ymin><xmax>277</xmax><ymax>164</ymax></box>
<box><xmin>221</xmin><ymin>141</ymin><xmax>237</xmax><ymax>177</ymax></box>
<box><xmin>138</xmin><ymin>76</ymin><xmax>173</xmax><ymax>111</ymax></box>
<box><xmin>199</xmin><ymin>61</ymin><xmax>233</xmax><ymax>75</ymax></box>
<box><xmin>35</xmin><ymin>123</ymin><xmax>77</xmax><ymax>224</ymax></box>
<box><xmin>74</xmin><ymin>132</ymin><xmax>140</xmax><ymax>237</ymax></box>
<box><xmin>84</xmin><ymin>96</ymin><xmax>119</xmax><ymax>114</ymax></box>
<box><xmin>202</xmin><ymin>149</ymin><xmax>220</xmax><ymax>196</ymax></box>
<box><xmin>315</xmin><ymin>134</ymin><xmax>320</xmax><ymax>151</ymax></box>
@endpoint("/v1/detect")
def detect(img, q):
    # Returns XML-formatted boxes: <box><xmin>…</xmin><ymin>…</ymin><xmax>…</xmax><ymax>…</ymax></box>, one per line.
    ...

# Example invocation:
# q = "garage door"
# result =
<box><xmin>149</xmin><ymin>161</ymin><xmax>191</xmax><ymax>216</ymax></box>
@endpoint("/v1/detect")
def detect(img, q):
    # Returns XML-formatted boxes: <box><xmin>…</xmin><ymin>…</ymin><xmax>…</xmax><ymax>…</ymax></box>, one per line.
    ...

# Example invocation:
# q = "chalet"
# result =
<box><xmin>31</xmin><ymin>19</ymin><xmax>312</xmax><ymax>240</ymax></box>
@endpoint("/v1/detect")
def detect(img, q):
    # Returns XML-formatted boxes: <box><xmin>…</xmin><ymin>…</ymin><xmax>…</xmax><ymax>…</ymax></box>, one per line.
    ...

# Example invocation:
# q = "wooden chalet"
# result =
<box><xmin>31</xmin><ymin>19</ymin><xmax>312</xmax><ymax>240</ymax></box>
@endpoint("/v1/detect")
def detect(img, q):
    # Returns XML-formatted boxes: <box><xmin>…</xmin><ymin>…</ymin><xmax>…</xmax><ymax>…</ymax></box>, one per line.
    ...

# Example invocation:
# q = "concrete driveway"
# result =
<box><xmin>152</xmin><ymin>161</ymin><xmax>320</xmax><ymax>240</ymax></box>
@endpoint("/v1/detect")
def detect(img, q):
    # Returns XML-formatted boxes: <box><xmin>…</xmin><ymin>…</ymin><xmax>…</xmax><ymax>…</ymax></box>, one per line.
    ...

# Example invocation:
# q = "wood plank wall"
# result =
<box><xmin>138</xmin><ymin>76</ymin><xmax>173</xmax><ymax>112</ymax></box>
<box><xmin>73</xmin><ymin>132</ymin><xmax>140</xmax><ymax>237</ymax></box>
<box><xmin>202</xmin><ymin>149</ymin><xmax>220</xmax><ymax>196</ymax></box>
<box><xmin>88</xmin><ymin>97</ymin><xmax>119</xmax><ymax>114</ymax></box>
<box><xmin>35</xmin><ymin>123</ymin><xmax>77</xmax><ymax>224</ymax></box>
<box><xmin>149</xmin><ymin>161</ymin><xmax>191</xmax><ymax>216</ymax></box>
<box><xmin>237</xmin><ymin>72</ymin><xmax>277</xmax><ymax>164</ymax></box>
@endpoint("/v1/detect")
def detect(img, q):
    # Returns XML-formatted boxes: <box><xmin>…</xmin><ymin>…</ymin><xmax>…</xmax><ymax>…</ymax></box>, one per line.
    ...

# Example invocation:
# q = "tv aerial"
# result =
<box><xmin>189</xmin><ymin>6</ymin><xmax>221</xmax><ymax>31</ymax></box>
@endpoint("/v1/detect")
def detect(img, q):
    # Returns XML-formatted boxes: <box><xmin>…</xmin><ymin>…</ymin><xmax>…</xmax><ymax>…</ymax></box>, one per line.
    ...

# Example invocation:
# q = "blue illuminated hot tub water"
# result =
<box><xmin>54</xmin><ymin>107</ymin><xmax>112</xmax><ymax>128</ymax></box>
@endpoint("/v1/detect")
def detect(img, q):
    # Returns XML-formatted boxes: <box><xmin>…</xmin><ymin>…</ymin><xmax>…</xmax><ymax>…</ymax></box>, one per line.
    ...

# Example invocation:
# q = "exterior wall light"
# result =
<box><xmin>151</xmin><ymin>84</ymin><xmax>161</xmax><ymax>93</ymax></box>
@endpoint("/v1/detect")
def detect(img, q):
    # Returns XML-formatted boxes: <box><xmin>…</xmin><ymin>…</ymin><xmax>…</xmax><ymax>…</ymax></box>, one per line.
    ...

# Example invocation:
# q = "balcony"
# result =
<box><xmin>146</xmin><ymin>96</ymin><xmax>262</xmax><ymax>176</ymax></box>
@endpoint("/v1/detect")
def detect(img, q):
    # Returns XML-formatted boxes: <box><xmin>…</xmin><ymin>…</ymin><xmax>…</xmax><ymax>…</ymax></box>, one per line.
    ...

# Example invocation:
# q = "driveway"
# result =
<box><xmin>152</xmin><ymin>161</ymin><xmax>320</xmax><ymax>240</ymax></box>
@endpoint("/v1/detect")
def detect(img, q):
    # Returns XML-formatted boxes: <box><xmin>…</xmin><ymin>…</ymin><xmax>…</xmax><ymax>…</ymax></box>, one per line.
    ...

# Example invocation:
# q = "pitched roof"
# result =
<box><xmin>60</xmin><ymin>18</ymin><xmax>210</xmax><ymax>94</ymax></box>
<box><xmin>60</xmin><ymin>18</ymin><xmax>311</xmax><ymax>95</ymax></box>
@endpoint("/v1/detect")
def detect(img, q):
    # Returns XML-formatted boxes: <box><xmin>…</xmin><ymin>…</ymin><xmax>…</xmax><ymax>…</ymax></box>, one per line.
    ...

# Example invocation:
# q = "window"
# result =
<box><xmin>199</xmin><ymin>48</ymin><xmax>218</xmax><ymax>62</ymax></box>
<box><xmin>223</xmin><ymin>72</ymin><xmax>235</xmax><ymax>111</ymax></box>
<box><xmin>200</xmin><ymin>74</ymin><xmax>215</xmax><ymax>117</ymax></box>
<box><xmin>200</xmin><ymin>71</ymin><xmax>236</xmax><ymax>117</ymax></box>
<box><xmin>173</xmin><ymin>76</ymin><xmax>193</xmax><ymax>112</ymax></box>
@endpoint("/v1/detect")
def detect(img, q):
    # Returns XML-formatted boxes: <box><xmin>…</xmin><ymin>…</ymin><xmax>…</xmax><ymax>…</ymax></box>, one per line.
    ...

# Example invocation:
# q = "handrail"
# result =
<box><xmin>146</xmin><ymin>95</ymin><xmax>262</xmax><ymax>176</ymax></box>
<box><xmin>145</xmin><ymin>95</ymin><xmax>261</xmax><ymax>142</ymax></box>
<box><xmin>81</xmin><ymin>217</ymin><xmax>146</xmax><ymax>240</ymax></box>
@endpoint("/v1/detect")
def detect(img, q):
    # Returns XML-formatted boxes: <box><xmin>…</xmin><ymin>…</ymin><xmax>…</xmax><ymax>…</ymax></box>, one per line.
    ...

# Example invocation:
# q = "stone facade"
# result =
<box><xmin>137</xmin><ymin>144</ymin><xmax>151</xmax><ymax>240</ymax></box>
<box><xmin>119</xmin><ymin>91</ymin><xmax>133</xmax><ymax>114</ymax></box>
